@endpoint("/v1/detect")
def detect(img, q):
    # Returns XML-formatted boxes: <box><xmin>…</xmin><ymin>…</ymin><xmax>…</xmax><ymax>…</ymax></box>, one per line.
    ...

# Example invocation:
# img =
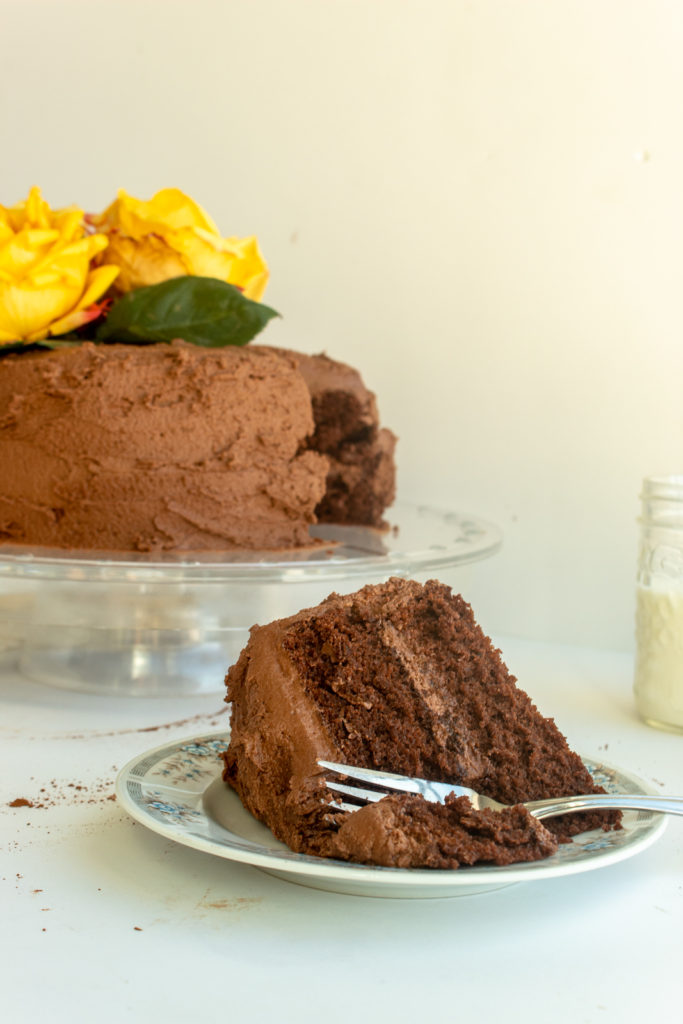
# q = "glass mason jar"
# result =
<box><xmin>634</xmin><ymin>474</ymin><xmax>683</xmax><ymax>733</ymax></box>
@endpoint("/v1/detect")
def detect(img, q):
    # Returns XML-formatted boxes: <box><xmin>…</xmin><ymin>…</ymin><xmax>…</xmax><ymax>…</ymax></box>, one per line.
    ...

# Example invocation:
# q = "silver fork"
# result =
<box><xmin>318</xmin><ymin>760</ymin><xmax>683</xmax><ymax>820</ymax></box>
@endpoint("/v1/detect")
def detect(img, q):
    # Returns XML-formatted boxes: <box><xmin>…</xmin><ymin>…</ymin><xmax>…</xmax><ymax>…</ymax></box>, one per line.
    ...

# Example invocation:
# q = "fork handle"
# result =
<box><xmin>525</xmin><ymin>793</ymin><xmax>683</xmax><ymax>819</ymax></box>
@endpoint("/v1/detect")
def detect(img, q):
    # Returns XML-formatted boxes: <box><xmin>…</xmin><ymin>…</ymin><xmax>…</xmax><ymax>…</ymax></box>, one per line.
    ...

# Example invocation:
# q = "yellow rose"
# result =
<box><xmin>93</xmin><ymin>188</ymin><xmax>269</xmax><ymax>301</ymax></box>
<box><xmin>0</xmin><ymin>187</ymin><xmax>119</xmax><ymax>345</ymax></box>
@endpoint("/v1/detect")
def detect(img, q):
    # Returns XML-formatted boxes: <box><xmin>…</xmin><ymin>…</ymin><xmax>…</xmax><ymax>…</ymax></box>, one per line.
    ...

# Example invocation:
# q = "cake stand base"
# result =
<box><xmin>0</xmin><ymin>503</ymin><xmax>502</xmax><ymax>697</ymax></box>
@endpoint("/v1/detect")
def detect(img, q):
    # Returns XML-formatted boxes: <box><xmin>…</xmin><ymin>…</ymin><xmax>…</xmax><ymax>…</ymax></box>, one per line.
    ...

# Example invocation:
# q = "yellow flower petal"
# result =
<box><xmin>76</xmin><ymin>263</ymin><xmax>120</xmax><ymax>310</ymax></box>
<box><xmin>0</xmin><ymin>326</ymin><xmax>25</xmax><ymax>344</ymax></box>
<box><xmin>46</xmin><ymin>303</ymin><xmax>102</xmax><ymax>339</ymax></box>
<box><xmin>224</xmin><ymin>236</ymin><xmax>270</xmax><ymax>300</ymax></box>
<box><xmin>114</xmin><ymin>187</ymin><xmax>221</xmax><ymax>238</ymax></box>
<box><xmin>93</xmin><ymin>188</ymin><xmax>269</xmax><ymax>298</ymax></box>
<box><xmin>0</xmin><ymin>280</ymin><xmax>80</xmax><ymax>339</ymax></box>
<box><xmin>103</xmin><ymin>234</ymin><xmax>187</xmax><ymax>293</ymax></box>
<box><xmin>240</xmin><ymin>269</ymin><xmax>269</xmax><ymax>302</ymax></box>
<box><xmin>23</xmin><ymin>229</ymin><xmax>61</xmax><ymax>247</ymax></box>
<box><xmin>192</xmin><ymin>226</ymin><xmax>240</xmax><ymax>252</ymax></box>
<box><xmin>0</xmin><ymin>187</ymin><xmax>117</xmax><ymax>341</ymax></box>
<box><xmin>53</xmin><ymin>207</ymin><xmax>84</xmax><ymax>241</ymax></box>
<box><xmin>25</xmin><ymin>186</ymin><xmax>50</xmax><ymax>227</ymax></box>
<box><xmin>171</xmin><ymin>228</ymin><xmax>236</xmax><ymax>280</ymax></box>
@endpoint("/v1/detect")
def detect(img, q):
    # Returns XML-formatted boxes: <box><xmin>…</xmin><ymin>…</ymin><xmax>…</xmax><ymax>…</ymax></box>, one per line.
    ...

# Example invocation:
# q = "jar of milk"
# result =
<box><xmin>634</xmin><ymin>474</ymin><xmax>683</xmax><ymax>732</ymax></box>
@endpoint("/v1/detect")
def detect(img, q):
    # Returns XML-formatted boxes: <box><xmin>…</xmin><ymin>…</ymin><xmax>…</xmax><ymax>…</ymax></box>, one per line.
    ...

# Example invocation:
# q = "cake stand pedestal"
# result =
<box><xmin>0</xmin><ymin>503</ymin><xmax>501</xmax><ymax>697</ymax></box>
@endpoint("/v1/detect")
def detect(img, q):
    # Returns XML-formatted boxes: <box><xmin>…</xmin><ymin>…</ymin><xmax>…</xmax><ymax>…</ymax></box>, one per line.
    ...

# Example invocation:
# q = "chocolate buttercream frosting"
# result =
<box><xmin>331</xmin><ymin>794</ymin><xmax>558</xmax><ymax>868</ymax></box>
<box><xmin>222</xmin><ymin>577</ymin><xmax>620</xmax><ymax>869</ymax></box>
<box><xmin>0</xmin><ymin>342</ymin><xmax>397</xmax><ymax>552</ymax></box>
<box><xmin>0</xmin><ymin>342</ymin><xmax>328</xmax><ymax>552</ymax></box>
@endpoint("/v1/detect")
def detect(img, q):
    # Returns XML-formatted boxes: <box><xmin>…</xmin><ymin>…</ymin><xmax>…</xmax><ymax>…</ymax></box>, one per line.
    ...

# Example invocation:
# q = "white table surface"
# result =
<box><xmin>1</xmin><ymin>637</ymin><xmax>681</xmax><ymax>1024</ymax></box>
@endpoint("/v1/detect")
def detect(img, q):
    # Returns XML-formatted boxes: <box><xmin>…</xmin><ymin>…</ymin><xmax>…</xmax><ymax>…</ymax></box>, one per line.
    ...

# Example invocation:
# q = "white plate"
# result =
<box><xmin>115</xmin><ymin>731</ymin><xmax>667</xmax><ymax>899</ymax></box>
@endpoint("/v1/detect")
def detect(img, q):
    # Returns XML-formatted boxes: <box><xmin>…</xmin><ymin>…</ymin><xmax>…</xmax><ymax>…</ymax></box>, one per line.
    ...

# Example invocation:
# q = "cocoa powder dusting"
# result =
<box><xmin>8</xmin><ymin>778</ymin><xmax>116</xmax><ymax>809</ymax></box>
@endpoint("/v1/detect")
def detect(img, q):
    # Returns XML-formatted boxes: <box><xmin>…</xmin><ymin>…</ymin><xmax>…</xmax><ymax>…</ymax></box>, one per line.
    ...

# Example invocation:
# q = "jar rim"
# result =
<box><xmin>641</xmin><ymin>474</ymin><xmax>683</xmax><ymax>501</ymax></box>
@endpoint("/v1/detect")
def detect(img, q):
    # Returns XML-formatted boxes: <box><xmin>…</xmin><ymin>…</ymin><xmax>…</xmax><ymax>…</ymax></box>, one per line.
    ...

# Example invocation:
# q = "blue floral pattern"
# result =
<box><xmin>148</xmin><ymin>737</ymin><xmax>229</xmax><ymax>787</ymax></box>
<box><xmin>143</xmin><ymin>795</ymin><xmax>204</xmax><ymax>825</ymax></box>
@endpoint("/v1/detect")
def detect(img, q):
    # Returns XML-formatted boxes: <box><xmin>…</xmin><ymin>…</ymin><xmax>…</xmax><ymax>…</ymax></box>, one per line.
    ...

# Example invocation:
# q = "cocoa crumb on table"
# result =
<box><xmin>7</xmin><ymin>779</ymin><xmax>117</xmax><ymax>809</ymax></box>
<box><xmin>56</xmin><ymin>705</ymin><xmax>228</xmax><ymax>741</ymax></box>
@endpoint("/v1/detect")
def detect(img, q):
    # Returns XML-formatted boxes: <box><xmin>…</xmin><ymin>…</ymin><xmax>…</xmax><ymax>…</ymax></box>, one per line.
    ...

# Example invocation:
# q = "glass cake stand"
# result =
<box><xmin>0</xmin><ymin>502</ymin><xmax>501</xmax><ymax>697</ymax></box>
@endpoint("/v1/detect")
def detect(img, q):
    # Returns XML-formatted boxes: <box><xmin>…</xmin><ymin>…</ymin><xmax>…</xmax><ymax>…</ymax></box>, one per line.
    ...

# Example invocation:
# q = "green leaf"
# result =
<box><xmin>0</xmin><ymin>341</ymin><xmax>35</xmax><ymax>358</ymax></box>
<box><xmin>95</xmin><ymin>276</ymin><xmax>280</xmax><ymax>348</ymax></box>
<box><xmin>34</xmin><ymin>338</ymin><xmax>84</xmax><ymax>350</ymax></box>
<box><xmin>0</xmin><ymin>338</ymin><xmax>81</xmax><ymax>358</ymax></box>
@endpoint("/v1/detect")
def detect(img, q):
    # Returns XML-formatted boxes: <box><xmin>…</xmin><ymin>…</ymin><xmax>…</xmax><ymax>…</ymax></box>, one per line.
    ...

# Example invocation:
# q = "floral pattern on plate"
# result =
<box><xmin>146</xmin><ymin>737</ymin><xmax>229</xmax><ymax>788</ymax></box>
<box><xmin>128</xmin><ymin>736</ymin><xmax>229</xmax><ymax>793</ymax></box>
<box><xmin>140</xmin><ymin>793</ymin><xmax>205</xmax><ymax>826</ymax></box>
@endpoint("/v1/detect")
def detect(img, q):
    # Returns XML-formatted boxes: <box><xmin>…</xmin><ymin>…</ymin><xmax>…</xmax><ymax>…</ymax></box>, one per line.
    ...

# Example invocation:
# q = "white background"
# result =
<box><xmin>2</xmin><ymin>0</ymin><xmax>682</xmax><ymax>650</ymax></box>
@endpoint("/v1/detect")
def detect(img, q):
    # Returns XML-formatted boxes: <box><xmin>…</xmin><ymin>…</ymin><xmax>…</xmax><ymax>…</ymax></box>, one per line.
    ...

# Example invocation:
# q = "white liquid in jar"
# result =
<box><xmin>634</xmin><ymin>584</ymin><xmax>683</xmax><ymax>731</ymax></box>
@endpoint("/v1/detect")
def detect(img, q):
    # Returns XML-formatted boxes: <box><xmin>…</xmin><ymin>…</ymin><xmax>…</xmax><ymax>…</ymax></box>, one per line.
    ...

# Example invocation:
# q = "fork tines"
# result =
<box><xmin>318</xmin><ymin>758</ymin><xmax>424</xmax><ymax>814</ymax></box>
<box><xmin>318</xmin><ymin>759</ymin><xmax>469</xmax><ymax>812</ymax></box>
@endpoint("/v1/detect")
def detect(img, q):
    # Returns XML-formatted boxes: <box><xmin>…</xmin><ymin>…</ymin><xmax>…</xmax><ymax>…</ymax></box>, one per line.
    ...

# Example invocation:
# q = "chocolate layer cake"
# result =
<box><xmin>222</xmin><ymin>577</ymin><xmax>619</xmax><ymax>869</ymax></box>
<box><xmin>0</xmin><ymin>342</ymin><xmax>328</xmax><ymax>552</ymax></box>
<box><xmin>0</xmin><ymin>343</ymin><xmax>396</xmax><ymax>553</ymax></box>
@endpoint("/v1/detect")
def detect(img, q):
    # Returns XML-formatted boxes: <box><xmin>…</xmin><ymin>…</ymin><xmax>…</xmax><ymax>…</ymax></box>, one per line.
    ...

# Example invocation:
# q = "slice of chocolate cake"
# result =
<box><xmin>222</xmin><ymin>578</ymin><xmax>619</xmax><ymax>869</ymax></box>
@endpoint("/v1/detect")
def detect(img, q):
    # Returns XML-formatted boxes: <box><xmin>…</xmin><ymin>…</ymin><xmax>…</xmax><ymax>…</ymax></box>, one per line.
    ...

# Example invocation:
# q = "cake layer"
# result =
<box><xmin>223</xmin><ymin>577</ymin><xmax>620</xmax><ymax>868</ymax></box>
<box><xmin>261</xmin><ymin>348</ymin><xmax>397</xmax><ymax>527</ymax></box>
<box><xmin>0</xmin><ymin>342</ymin><xmax>328</xmax><ymax>552</ymax></box>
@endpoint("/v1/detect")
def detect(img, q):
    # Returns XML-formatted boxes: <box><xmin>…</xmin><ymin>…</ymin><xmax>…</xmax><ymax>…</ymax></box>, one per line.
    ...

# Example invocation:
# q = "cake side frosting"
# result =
<box><xmin>0</xmin><ymin>341</ymin><xmax>328</xmax><ymax>552</ymax></box>
<box><xmin>222</xmin><ymin>615</ymin><xmax>343</xmax><ymax>853</ymax></box>
<box><xmin>222</xmin><ymin>577</ymin><xmax>620</xmax><ymax>868</ymax></box>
